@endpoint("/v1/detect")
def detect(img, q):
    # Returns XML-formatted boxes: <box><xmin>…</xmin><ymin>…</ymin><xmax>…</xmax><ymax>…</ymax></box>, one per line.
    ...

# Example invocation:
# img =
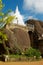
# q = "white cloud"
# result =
<box><xmin>28</xmin><ymin>16</ymin><xmax>38</xmax><ymax>20</ymax></box>
<box><xmin>8</xmin><ymin>11</ymin><xmax>15</xmax><ymax>16</ymax></box>
<box><xmin>23</xmin><ymin>0</ymin><xmax>43</xmax><ymax>13</ymax></box>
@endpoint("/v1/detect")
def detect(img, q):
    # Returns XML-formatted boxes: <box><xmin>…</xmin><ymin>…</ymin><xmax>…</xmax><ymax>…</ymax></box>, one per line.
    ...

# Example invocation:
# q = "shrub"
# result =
<box><xmin>24</xmin><ymin>47</ymin><xmax>41</xmax><ymax>59</ymax></box>
<box><xmin>34</xmin><ymin>50</ymin><xmax>41</xmax><ymax>59</ymax></box>
<box><xmin>14</xmin><ymin>48</ymin><xmax>22</xmax><ymax>55</ymax></box>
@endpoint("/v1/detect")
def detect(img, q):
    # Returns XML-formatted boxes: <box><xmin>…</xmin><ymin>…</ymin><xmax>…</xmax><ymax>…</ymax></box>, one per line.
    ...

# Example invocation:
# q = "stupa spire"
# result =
<box><xmin>16</xmin><ymin>6</ymin><xmax>19</xmax><ymax>13</ymax></box>
<box><xmin>8</xmin><ymin>6</ymin><xmax>26</xmax><ymax>26</ymax></box>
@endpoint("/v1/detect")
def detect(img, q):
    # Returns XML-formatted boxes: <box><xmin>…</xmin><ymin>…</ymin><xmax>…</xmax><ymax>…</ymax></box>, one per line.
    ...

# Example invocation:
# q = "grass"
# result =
<box><xmin>9</xmin><ymin>54</ymin><xmax>23</xmax><ymax>58</ymax></box>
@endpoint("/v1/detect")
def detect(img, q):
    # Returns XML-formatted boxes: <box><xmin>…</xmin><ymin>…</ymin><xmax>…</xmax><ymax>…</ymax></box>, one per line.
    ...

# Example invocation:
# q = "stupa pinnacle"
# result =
<box><xmin>8</xmin><ymin>6</ymin><xmax>26</xmax><ymax>26</ymax></box>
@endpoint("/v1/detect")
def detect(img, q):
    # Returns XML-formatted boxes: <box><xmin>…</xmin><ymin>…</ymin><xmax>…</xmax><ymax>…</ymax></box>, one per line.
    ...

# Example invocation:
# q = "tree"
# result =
<box><xmin>0</xmin><ymin>0</ymin><xmax>15</xmax><ymax>27</ymax></box>
<box><xmin>0</xmin><ymin>0</ymin><xmax>4</xmax><ymax>22</ymax></box>
<box><xmin>0</xmin><ymin>31</ymin><xmax>9</xmax><ymax>54</ymax></box>
<box><xmin>0</xmin><ymin>0</ymin><xmax>17</xmax><ymax>55</ymax></box>
<box><xmin>0</xmin><ymin>0</ymin><xmax>9</xmax><ymax>55</ymax></box>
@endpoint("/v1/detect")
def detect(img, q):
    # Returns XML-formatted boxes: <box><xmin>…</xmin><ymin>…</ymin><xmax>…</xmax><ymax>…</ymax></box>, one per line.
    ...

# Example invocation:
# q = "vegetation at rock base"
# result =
<box><xmin>5</xmin><ymin>47</ymin><xmax>41</xmax><ymax>62</ymax></box>
<box><xmin>24</xmin><ymin>47</ymin><xmax>41</xmax><ymax>59</ymax></box>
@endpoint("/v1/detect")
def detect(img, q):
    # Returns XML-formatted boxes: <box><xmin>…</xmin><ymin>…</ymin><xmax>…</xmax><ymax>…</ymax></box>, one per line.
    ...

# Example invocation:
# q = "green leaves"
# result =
<box><xmin>3</xmin><ymin>34</ymin><xmax>8</xmax><ymax>41</ymax></box>
<box><xmin>0</xmin><ymin>0</ymin><xmax>4</xmax><ymax>10</ymax></box>
<box><xmin>0</xmin><ymin>12</ymin><xmax>4</xmax><ymax>16</ymax></box>
<box><xmin>5</xmin><ymin>16</ymin><xmax>15</xmax><ymax>24</ymax></box>
<box><xmin>0</xmin><ymin>31</ymin><xmax>8</xmax><ymax>44</ymax></box>
<box><xmin>0</xmin><ymin>39</ymin><xmax>2</xmax><ymax>43</ymax></box>
<box><xmin>0</xmin><ymin>31</ymin><xmax>2</xmax><ymax>35</ymax></box>
<box><xmin>25</xmin><ymin>47</ymin><xmax>41</xmax><ymax>58</ymax></box>
<box><xmin>0</xmin><ymin>0</ymin><xmax>4</xmax><ymax>23</ymax></box>
<box><xmin>0</xmin><ymin>0</ymin><xmax>2</xmax><ymax>2</ymax></box>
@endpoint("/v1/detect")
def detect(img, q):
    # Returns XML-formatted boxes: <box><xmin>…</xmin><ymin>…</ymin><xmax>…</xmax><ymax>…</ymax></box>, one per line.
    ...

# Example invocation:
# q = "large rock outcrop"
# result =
<box><xmin>4</xmin><ymin>28</ymin><xmax>30</xmax><ymax>53</ymax></box>
<box><xmin>25</xmin><ymin>19</ymin><xmax>43</xmax><ymax>54</ymax></box>
<box><xmin>25</xmin><ymin>19</ymin><xmax>43</xmax><ymax>38</ymax></box>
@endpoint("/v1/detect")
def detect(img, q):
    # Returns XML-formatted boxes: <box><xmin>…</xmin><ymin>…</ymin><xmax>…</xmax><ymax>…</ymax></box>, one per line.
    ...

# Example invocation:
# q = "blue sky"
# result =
<box><xmin>2</xmin><ymin>0</ymin><xmax>43</xmax><ymax>21</ymax></box>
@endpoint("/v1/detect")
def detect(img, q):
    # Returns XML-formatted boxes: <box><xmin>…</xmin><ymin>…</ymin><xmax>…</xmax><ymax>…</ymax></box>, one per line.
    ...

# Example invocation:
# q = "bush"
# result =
<box><xmin>24</xmin><ymin>47</ymin><xmax>41</xmax><ymax>59</ymax></box>
<box><xmin>14</xmin><ymin>48</ymin><xmax>22</xmax><ymax>55</ymax></box>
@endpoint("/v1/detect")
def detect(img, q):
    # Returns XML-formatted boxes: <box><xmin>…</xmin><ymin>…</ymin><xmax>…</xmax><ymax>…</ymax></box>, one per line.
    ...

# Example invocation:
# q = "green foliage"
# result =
<box><xmin>14</xmin><ymin>48</ymin><xmax>22</xmax><ymax>55</ymax></box>
<box><xmin>0</xmin><ymin>31</ymin><xmax>9</xmax><ymax>55</ymax></box>
<box><xmin>25</xmin><ymin>47</ymin><xmax>41</xmax><ymax>58</ymax></box>
<box><xmin>0</xmin><ymin>0</ymin><xmax>3</xmax><ymax>10</ymax></box>
<box><xmin>0</xmin><ymin>0</ymin><xmax>16</xmax><ymax>28</ymax></box>
<box><xmin>0</xmin><ymin>0</ymin><xmax>4</xmax><ymax>23</ymax></box>
<box><xmin>0</xmin><ymin>39</ymin><xmax>2</xmax><ymax>43</ymax></box>
<box><xmin>0</xmin><ymin>31</ymin><xmax>8</xmax><ymax>44</ymax></box>
<box><xmin>0</xmin><ymin>32</ymin><xmax>7</xmax><ymax>40</ymax></box>
<box><xmin>0</xmin><ymin>12</ymin><xmax>4</xmax><ymax>16</ymax></box>
<box><xmin>5</xmin><ymin>16</ymin><xmax>15</xmax><ymax>24</ymax></box>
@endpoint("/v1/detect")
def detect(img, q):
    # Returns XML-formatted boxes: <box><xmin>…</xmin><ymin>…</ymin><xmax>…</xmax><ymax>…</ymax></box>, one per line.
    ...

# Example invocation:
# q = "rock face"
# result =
<box><xmin>26</xmin><ymin>19</ymin><xmax>43</xmax><ymax>37</ymax></box>
<box><xmin>4</xmin><ymin>28</ymin><xmax>30</xmax><ymax>53</ymax></box>
<box><xmin>0</xmin><ymin>19</ymin><xmax>43</xmax><ymax>55</ymax></box>
<box><xmin>25</xmin><ymin>19</ymin><xmax>43</xmax><ymax>54</ymax></box>
<box><xmin>12</xmin><ymin>28</ymin><xmax>30</xmax><ymax>51</ymax></box>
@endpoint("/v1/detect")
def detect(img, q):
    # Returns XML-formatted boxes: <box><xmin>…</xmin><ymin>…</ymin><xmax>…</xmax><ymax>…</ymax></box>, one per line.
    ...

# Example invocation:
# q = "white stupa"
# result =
<box><xmin>8</xmin><ymin>6</ymin><xmax>25</xmax><ymax>26</ymax></box>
